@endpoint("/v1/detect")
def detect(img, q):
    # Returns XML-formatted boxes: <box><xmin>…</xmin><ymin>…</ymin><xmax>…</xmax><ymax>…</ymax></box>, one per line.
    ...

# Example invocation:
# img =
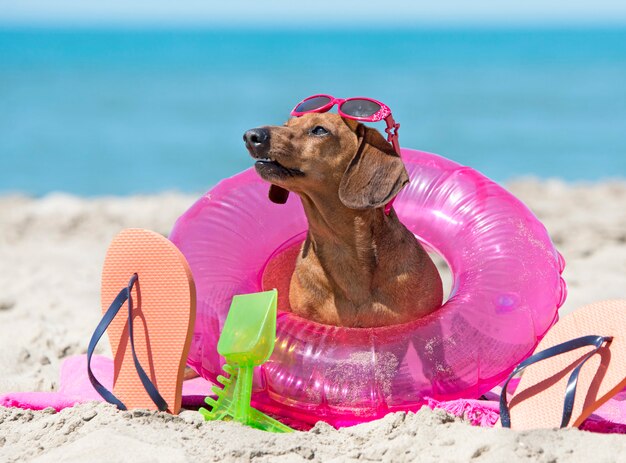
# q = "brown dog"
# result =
<box><xmin>244</xmin><ymin>113</ymin><xmax>443</xmax><ymax>327</ymax></box>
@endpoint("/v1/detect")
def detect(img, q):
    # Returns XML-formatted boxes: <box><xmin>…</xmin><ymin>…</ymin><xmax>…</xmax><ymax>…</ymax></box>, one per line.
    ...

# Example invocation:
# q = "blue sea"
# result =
<box><xmin>1</xmin><ymin>27</ymin><xmax>625</xmax><ymax>196</ymax></box>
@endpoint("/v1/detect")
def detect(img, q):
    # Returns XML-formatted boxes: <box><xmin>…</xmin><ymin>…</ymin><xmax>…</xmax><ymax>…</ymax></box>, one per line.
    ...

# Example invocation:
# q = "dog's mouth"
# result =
<box><xmin>253</xmin><ymin>156</ymin><xmax>304</xmax><ymax>178</ymax></box>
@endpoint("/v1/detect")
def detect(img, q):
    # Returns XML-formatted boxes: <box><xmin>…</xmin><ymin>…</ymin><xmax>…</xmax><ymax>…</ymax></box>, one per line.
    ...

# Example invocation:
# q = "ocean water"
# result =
<box><xmin>1</xmin><ymin>27</ymin><xmax>625</xmax><ymax>196</ymax></box>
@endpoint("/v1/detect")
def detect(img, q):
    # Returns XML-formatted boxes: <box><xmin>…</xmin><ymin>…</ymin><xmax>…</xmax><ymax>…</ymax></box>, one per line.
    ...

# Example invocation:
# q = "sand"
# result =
<box><xmin>1</xmin><ymin>180</ymin><xmax>626</xmax><ymax>462</ymax></box>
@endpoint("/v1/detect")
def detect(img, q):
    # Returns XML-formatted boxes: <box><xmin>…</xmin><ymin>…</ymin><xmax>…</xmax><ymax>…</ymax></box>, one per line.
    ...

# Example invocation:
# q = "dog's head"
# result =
<box><xmin>244</xmin><ymin>113</ymin><xmax>409</xmax><ymax>209</ymax></box>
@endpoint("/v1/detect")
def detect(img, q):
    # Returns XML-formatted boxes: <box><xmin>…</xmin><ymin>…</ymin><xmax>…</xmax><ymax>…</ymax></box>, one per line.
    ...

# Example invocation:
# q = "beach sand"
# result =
<box><xmin>1</xmin><ymin>180</ymin><xmax>626</xmax><ymax>462</ymax></box>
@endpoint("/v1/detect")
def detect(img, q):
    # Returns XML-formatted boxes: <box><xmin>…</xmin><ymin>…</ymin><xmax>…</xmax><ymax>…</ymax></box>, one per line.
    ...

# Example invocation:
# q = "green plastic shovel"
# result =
<box><xmin>199</xmin><ymin>289</ymin><xmax>294</xmax><ymax>432</ymax></box>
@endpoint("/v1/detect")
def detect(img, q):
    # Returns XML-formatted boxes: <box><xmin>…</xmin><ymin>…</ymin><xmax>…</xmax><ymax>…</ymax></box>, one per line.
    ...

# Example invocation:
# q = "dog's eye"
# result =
<box><xmin>310</xmin><ymin>126</ymin><xmax>329</xmax><ymax>136</ymax></box>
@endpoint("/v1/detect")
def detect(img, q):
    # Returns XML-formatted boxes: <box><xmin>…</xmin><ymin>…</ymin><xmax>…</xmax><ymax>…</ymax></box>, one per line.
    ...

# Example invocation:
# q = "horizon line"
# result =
<box><xmin>2</xmin><ymin>19</ymin><xmax>626</xmax><ymax>30</ymax></box>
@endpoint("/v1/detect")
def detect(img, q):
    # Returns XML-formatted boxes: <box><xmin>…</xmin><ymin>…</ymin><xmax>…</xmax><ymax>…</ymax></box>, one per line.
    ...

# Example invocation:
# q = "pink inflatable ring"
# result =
<box><xmin>170</xmin><ymin>148</ymin><xmax>566</xmax><ymax>427</ymax></box>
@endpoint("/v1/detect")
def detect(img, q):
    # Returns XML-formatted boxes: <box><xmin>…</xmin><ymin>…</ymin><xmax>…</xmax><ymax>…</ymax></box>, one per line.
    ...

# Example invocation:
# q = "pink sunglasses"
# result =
<box><xmin>291</xmin><ymin>94</ymin><xmax>401</xmax><ymax>156</ymax></box>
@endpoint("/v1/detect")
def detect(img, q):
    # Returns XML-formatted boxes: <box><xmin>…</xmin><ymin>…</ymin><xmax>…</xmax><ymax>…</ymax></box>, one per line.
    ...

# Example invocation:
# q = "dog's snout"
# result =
<box><xmin>244</xmin><ymin>128</ymin><xmax>270</xmax><ymax>150</ymax></box>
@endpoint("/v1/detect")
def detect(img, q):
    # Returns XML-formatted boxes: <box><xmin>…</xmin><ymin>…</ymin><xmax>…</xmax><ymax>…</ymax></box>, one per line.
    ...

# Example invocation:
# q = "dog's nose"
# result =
<box><xmin>243</xmin><ymin>128</ymin><xmax>270</xmax><ymax>149</ymax></box>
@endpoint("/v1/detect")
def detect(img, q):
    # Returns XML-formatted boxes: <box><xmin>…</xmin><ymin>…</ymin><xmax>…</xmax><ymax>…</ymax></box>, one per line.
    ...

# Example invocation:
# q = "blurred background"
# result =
<box><xmin>1</xmin><ymin>0</ymin><xmax>625</xmax><ymax>196</ymax></box>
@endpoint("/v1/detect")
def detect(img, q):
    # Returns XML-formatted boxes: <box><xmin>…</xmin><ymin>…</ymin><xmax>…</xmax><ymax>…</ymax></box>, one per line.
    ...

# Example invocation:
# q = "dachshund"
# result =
<box><xmin>244</xmin><ymin>113</ymin><xmax>442</xmax><ymax>327</ymax></box>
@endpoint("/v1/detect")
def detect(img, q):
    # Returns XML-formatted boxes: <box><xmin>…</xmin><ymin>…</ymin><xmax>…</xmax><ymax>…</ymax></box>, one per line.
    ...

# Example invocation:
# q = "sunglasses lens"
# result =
<box><xmin>294</xmin><ymin>96</ymin><xmax>332</xmax><ymax>113</ymax></box>
<box><xmin>340</xmin><ymin>99</ymin><xmax>381</xmax><ymax>118</ymax></box>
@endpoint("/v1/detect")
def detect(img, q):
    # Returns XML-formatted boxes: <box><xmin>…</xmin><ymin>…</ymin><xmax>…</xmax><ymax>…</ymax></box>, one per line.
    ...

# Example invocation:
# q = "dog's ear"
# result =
<box><xmin>268</xmin><ymin>184</ymin><xmax>289</xmax><ymax>204</ymax></box>
<box><xmin>338</xmin><ymin>124</ymin><xmax>409</xmax><ymax>210</ymax></box>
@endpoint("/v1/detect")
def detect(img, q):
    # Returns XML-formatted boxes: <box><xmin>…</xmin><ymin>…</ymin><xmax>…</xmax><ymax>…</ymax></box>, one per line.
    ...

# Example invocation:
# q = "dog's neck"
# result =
<box><xmin>297</xmin><ymin>191</ymin><xmax>401</xmax><ymax>300</ymax></box>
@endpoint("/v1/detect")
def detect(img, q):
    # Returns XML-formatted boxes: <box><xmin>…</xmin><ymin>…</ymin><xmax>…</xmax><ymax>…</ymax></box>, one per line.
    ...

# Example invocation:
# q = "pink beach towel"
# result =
<box><xmin>427</xmin><ymin>383</ymin><xmax>626</xmax><ymax>433</ymax></box>
<box><xmin>2</xmin><ymin>355</ymin><xmax>626</xmax><ymax>433</ymax></box>
<box><xmin>0</xmin><ymin>355</ymin><xmax>210</xmax><ymax>412</ymax></box>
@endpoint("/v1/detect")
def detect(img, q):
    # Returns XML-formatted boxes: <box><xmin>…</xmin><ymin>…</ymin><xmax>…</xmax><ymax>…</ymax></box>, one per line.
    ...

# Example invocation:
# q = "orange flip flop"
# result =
<box><xmin>88</xmin><ymin>228</ymin><xmax>196</xmax><ymax>414</ymax></box>
<box><xmin>500</xmin><ymin>300</ymin><xmax>626</xmax><ymax>430</ymax></box>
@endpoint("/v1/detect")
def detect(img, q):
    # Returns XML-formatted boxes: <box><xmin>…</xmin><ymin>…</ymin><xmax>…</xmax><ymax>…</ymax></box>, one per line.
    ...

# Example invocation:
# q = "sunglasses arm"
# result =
<box><xmin>384</xmin><ymin>116</ymin><xmax>401</xmax><ymax>156</ymax></box>
<box><xmin>382</xmin><ymin>115</ymin><xmax>402</xmax><ymax>216</ymax></box>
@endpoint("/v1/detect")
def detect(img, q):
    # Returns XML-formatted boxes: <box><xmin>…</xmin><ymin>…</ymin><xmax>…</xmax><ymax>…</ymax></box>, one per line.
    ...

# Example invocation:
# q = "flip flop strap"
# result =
<box><xmin>500</xmin><ymin>334</ymin><xmax>612</xmax><ymax>428</ymax></box>
<box><xmin>87</xmin><ymin>274</ymin><xmax>168</xmax><ymax>412</ymax></box>
<box><xmin>125</xmin><ymin>275</ymin><xmax>168</xmax><ymax>411</ymax></box>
